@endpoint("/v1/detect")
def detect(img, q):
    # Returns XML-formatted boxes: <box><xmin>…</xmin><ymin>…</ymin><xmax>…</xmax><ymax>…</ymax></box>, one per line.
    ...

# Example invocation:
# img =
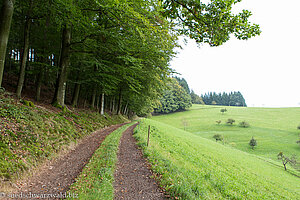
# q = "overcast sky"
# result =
<box><xmin>170</xmin><ymin>0</ymin><xmax>300</xmax><ymax>107</ymax></box>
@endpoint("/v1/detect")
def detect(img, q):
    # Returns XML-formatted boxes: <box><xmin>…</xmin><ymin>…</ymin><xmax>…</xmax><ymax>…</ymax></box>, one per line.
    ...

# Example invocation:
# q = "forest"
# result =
<box><xmin>201</xmin><ymin>91</ymin><xmax>247</xmax><ymax>106</ymax></box>
<box><xmin>0</xmin><ymin>0</ymin><xmax>260</xmax><ymax>116</ymax></box>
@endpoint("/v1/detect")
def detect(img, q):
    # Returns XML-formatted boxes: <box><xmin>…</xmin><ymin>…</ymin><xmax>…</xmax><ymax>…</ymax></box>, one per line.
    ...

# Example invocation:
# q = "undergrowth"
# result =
<box><xmin>0</xmin><ymin>92</ymin><xmax>128</xmax><ymax>180</ymax></box>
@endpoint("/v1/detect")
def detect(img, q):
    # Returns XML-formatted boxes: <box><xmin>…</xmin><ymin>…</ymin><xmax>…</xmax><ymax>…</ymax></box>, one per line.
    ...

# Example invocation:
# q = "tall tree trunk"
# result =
<box><xmin>36</xmin><ymin>51</ymin><xmax>46</xmax><ymax>101</ymax></box>
<box><xmin>52</xmin><ymin>25</ymin><xmax>71</xmax><ymax>107</ymax></box>
<box><xmin>111</xmin><ymin>96</ymin><xmax>115</xmax><ymax>113</ymax></box>
<box><xmin>100</xmin><ymin>93</ymin><xmax>105</xmax><ymax>115</ymax></box>
<box><xmin>35</xmin><ymin>68</ymin><xmax>44</xmax><ymax>101</ymax></box>
<box><xmin>117</xmin><ymin>89</ymin><xmax>122</xmax><ymax>115</ymax></box>
<box><xmin>83</xmin><ymin>95</ymin><xmax>87</xmax><ymax>108</ymax></box>
<box><xmin>91</xmin><ymin>86</ymin><xmax>96</xmax><ymax>109</ymax></box>
<box><xmin>71</xmin><ymin>82</ymin><xmax>80</xmax><ymax>107</ymax></box>
<box><xmin>0</xmin><ymin>0</ymin><xmax>15</xmax><ymax>87</ymax></box>
<box><xmin>109</xmin><ymin>96</ymin><xmax>112</xmax><ymax>112</ymax></box>
<box><xmin>16</xmin><ymin>4</ymin><xmax>32</xmax><ymax>98</ymax></box>
<box><xmin>123</xmin><ymin>102</ymin><xmax>128</xmax><ymax>116</ymax></box>
<box><xmin>96</xmin><ymin>94</ymin><xmax>100</xmax><ymax>110</ymax></box>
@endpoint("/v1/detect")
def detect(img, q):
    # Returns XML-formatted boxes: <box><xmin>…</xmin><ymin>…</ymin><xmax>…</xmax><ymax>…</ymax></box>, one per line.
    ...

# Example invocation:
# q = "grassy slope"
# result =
<box><xmin>134</xmin><ymin>119</ymin><xmax>300</xmax><ymax>199</ymax></box>
<box><xmin>152</xmin><ymin>105</ymin><xmax>300</xmax><ymax>164</ymax></box>
<box><xmin>67</xmin><ymin>122</ymin><xmax>135</xmax><ymax>200</ymax></box>
<box><xmin>0</xmin><ymin>92</ymin><xmax>128</xmax><ymax>181</ymax></box>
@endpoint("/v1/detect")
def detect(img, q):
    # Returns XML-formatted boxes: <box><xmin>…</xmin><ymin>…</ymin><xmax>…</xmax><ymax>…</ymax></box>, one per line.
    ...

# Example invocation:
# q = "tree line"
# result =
<box><xmin>201</xmin><ymin>91</ymin><xmax>247</xmax><ymax>107</ymax></box>
<box><xmin>0</xmin><ymin>0</ymin><xmax>260</xmax><ymax>116</ymax></box>
<box><xmin>154</xmin><ymin>76</ymin><xmax>247</xmax><ymax>114</ymax></box>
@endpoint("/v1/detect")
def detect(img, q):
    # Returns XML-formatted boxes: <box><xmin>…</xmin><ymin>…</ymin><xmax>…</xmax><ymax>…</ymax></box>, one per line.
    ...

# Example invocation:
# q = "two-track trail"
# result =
<box><xmin>114</xmin><ymin>124</ymin><xmax>165</xmax><ymax>200</ymax></box>
<box><xmin>11</xmin><ymin>123</ymin><xmax>126</xmax><ymax>199</ymax></box>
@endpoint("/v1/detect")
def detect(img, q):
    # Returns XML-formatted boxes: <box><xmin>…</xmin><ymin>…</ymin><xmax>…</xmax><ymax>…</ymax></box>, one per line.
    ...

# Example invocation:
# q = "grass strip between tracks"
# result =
<box><xmin>67</xmin><ymin>122</ymin><xmax>135</xmax><ymax>200</ymax></box>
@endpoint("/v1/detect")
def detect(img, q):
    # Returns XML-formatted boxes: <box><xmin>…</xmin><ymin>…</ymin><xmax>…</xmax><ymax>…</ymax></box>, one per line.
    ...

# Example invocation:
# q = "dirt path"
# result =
<box><xmin>8</xmin><ymin>123</ymin><xmax>126</xmax><ymax>200</ymax></box>
<box><xmin>114</xmin><ymin>124</ymin><xmax>165</xmax><ymax>200</ymax></box>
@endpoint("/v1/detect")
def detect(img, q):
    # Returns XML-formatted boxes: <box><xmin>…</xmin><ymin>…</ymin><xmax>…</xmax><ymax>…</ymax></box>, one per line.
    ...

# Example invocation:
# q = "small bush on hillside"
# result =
<box><xmin>249</xmin><ymin>137</ymin><xmax>257</xmax><ymax>149</ymax></box>
<box><xmin>239</xmin><ymin>121</ymin><xmax>250</xmax><ymax>128</ymax></box>
<box><xmin>297</xmin><ymin>125</ymin><xmax>300</xmax><ymax>130</ymax></box>
<box><xmin>0</xmin><ymin>87</ymin><xmax>5</xmax><ymax>93</ymax></box>
<box><xmin>277</xmin><ymin>152</ymin><xmax>297</xmax><ymax>171</ymax></box>
<box><xmin>20</xmin><ymin>99</ymin><xmax>35</xmax><ymax>108</ymax></box>
<box><xmin>229</xmin><ymin>142</ymin><xmax>236</xmax><ymax>147</ymax></box>
<box><xmin>226</xmin><ymin>118</ymin><xmax>235</xmax><ymax>125</ymax></box>
<box><xmin>220</xmin><ymin>108</ymin><xmax>227</xmax><ymax>114</ymax></box>
<box><xmin>216</xmin><ymin>120</ymin><xmax>221</xmax><ymax>125</ymax></box>
<box><xmin>213</xmin><ymin>134</ymin><xmax>223</xmax><ymax>142</ymax></box>
<box><xmin>146</xmin><ymin>113</ymin><xmax>152</xmax><ymax>118</ymax></box>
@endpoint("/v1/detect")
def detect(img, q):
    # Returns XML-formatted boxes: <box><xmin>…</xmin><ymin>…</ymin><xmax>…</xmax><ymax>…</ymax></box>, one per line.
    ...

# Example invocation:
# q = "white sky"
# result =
<box><xmin>170</xmin><ymin>0</ymin><xmax>300</xmax><ymax>107</ymax></box>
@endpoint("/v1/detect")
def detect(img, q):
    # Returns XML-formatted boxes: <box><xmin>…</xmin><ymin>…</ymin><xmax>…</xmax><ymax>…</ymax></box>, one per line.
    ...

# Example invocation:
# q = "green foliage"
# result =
<box><xmin>202</xmin><ymin>91</ymin><xmax>247</xmax><ymax>107</ymax></box>
<box><xmin>52</xmin><ymin>101</ymin><xmax>63</xmax><ymax>109</ymax></box>
<box><xmin>162</xmin><ymin>0</ymin><xmax>261</xmax><ymax>46</ymax></box>
<box><xmin>216</xmin><ymin>120</ymin><xmax>221</xmax><ymax>125</ymax></box>
<box><xmin>20</xmin><ymin>99</ymin><xmax>35</xmax><ymax>108</ymax></box>
<box><xmin>249</xmin><ymin>137</ymin><xmax>257</xmax><ymax>149</ymax></box>
<box><xmin>190</xmin><ymin>90</ymin><xmax>205</xmax><ymax>105</ymax></box>
<box><xmin>174</xmin><ymin>76</ymin><xmax>190</xmax><ymax>94</ymax></box>
<box><xmin>239</xmin><ymin>121</ymin><xmax>250</xmax><ymax>128</ymax></box>
<box><xmin>0</xmin><ymin>87</ymin><xmax>5</xmax><ymax>93</ymax></box>
<box><xmin>2</xmin><ymin>0</ymin><xmax>261</xmax><ymax>116</ymax></box>
<box><xmin>62</xmin><ymin>105</ymin><xmax>68</xmax><ymax>113</ymax></box>
<box><xmin>0</xmin><ymin>103</ymin><xmax>27</xmax><ymax>120</ymax></box>
<box><xmin>154</xmin><ymin>78</ymin><xmax>192</xmax><ymax>114</ymax></box>
<box><xmin>67</xmin><ymin>123</ymin><xmax>134</xmax><ymax>199</ymax></box>
<box><xmin>226</xmin><ymin>118</ymin><xmax>235</xmax><ymax>125</ymax></box>
<box><xmin>277</xmin><ymin>152</ymin><xmax>297</xmax><ymax>171</ymax></box>
<box><xmin>220</xmin><ymin>108</ymin><xmax>227</xmax><ymax>114</ymax></box>
<box><xmin>213</xmin><ymin>134</ymin><xmax>223</xmax><ymax>142</ymax></box>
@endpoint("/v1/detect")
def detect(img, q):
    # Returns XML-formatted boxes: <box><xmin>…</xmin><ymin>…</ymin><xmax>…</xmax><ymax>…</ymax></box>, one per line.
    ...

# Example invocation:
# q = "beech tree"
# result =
<box><xmin>154</xmin><ymin>78</ymin><xmax>192</xmax><ymax>114</ymax></box>
<box><xmin>162</xmin><ymin>0</ymin><xmax>261</xmax><ymax>46</ymax></box>
<box><xmin>0</xmin><ymin>0</ymin><xmax>15</xmax><ymax>88</ymax></box>
<box><xmin>0</xmin><ymin>0</ymin><xmax>261</xmax><ymax>116</ymax></box>
<box><xmin>15</xmin><ymin>0</ymin><xmax>33</xmax><ymax>99</ymax></box>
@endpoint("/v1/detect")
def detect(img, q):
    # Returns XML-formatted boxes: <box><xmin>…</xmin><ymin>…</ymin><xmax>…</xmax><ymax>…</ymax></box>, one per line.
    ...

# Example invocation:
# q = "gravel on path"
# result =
<box><xmin>114</xmin><ymin>124</ymin><xmax>165</xmax><ymax>200</ymax></box>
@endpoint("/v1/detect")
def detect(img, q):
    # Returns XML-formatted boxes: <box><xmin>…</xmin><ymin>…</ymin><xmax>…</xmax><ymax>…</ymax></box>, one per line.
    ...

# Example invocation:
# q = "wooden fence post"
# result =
<box><xmin>147</xmin><ymin>125</ymin><xmax>150</xmax><ymax>147</ymax></box>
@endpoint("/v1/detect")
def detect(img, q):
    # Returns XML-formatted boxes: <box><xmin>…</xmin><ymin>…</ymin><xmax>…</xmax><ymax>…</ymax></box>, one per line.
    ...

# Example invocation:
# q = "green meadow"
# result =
<box><xmin>152</xmin><ymin>105</ymin><xmax>300</xmax><ymax>164</ymax></box>
<box><xmin>133</xmin><ymin>105</ymin><xmax>300</xmax><ymax>199</ymax></box>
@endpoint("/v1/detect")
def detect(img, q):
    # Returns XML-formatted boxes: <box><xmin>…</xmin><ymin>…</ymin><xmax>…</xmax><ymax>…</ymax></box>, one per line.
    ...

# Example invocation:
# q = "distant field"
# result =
<box><xmin>152</xmin><ymin>105</ymin><xmax>300</xmax><ymax>164</ymax></box>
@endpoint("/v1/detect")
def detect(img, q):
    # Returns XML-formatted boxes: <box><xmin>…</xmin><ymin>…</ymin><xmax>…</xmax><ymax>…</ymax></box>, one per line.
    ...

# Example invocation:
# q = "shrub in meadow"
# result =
<box><xmin>213</xmin><ymin>134</ymin><xmax>223</xmax><ymax>142</ymax></box>
<box><xmin>239</xmin><ymin>121</ymin><xmax>250</xmax><ymax>128</ymax></box>
<box><xmin>226</xmin><ymin>118</ymin><xmax>235</xmax><ymax>125</ymax></box>
<box><xmin>249</xmin><ymin>137</ymin><xmax>257</xmax><ymax>149</ymax></box>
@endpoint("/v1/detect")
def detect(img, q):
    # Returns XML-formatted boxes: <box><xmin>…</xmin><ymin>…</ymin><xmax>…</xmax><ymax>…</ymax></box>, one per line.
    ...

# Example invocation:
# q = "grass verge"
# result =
<box><xmin>67</xmin><ymin>122</ymin><xmax>135</xmax><ymax>200</ymax></box>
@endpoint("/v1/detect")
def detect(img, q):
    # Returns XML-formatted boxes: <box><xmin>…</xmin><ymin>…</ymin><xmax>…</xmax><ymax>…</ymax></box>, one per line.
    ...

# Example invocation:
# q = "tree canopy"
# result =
<box><xmin>0</xmin><ymin>0</ymin><xmax>259</xmax><ymax>116</ymax></box>
<box><xmin>154</xmin><ymin>78</ymin><xmax>192</xmax><ymax>114</ymax></box>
